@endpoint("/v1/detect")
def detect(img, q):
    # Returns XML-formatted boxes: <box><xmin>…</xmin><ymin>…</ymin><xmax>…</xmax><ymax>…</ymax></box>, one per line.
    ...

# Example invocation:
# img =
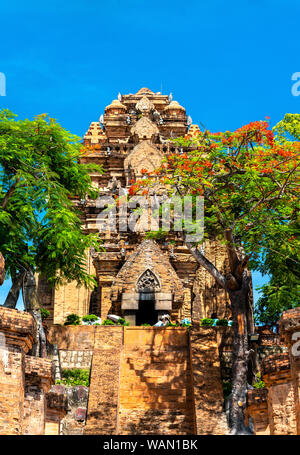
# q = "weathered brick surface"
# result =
<box><xmin>279</xmin><ymin>309</ymin><xmax>300</xmax><ymax>435</ymax></box>
<box><xmin>267</xmin><ymin>381</ymin><xmax>296</xmax><ymax>435</ymax></box>
<box><xmin>190</xmin><ymin>326</ymin><xmax>228</xmax><ymax>434</ymax></box>
<box><xmin>262</xmin><ymin>353</ymin><xmax>290</xmax><ymax>378</ymax></box>
<box><xmin>0</xmin><ymin>307</ymin><xmax>36</xmax><ymax>352</ymax></box>
<box><xmin>45</xmin><ymin>385</ymin><xmax>68</xmax><ymax>435</ymax></box>
<box><xmin>262</xmin><ymin>354</ymin><xmax>296</xmax><ymax>435</ymax></box>
<box><xmin>259</xmin><ymin>345</ymin><xmax>288</xmax><ymax>362</ymax></box>
<box><xmin>43</xmin><ymin>252</ymin><xmax>96</xmax><ymax>325</ymax></box>
<box><xmin>257</xmin><ymin>326</ymin><xmax>282</xmax><ymax>346</ymax></box>
<box><xmin>192</xmin><ymin>240</ymin><xmax>231</xmax><ymax>321</ymax></box>
<box><xmin>46</xmin><ymin>385</ymin><xmax>68</xmax><ymax>411</ymax></box>
<box><xmin>84</xmin><ymin>327</ymin><xmax>123</xmax><ymax>434</ymax></box>
<box><xmin>118</xmin><ymin>327</ymin><xmax>195</xmax><ymax>435</ymax></box>
<box><xmin>281</xmin><ymin>308</ymin><xmax>300</xmax><ymax>320</ymax></box>
<box><xmin>25</xmin><ymin>355</ymin><xmax>55</xmax><ymax>380</ymax></box>
<box><xmin>245</xmin><ymin>389</ymin><xmax>269</xmax><ymax>435</ymax></box>
<box><xmin>48</xmin><ymin>325</ymin><xmax>96</xmax><ymax>350</ymax></box>
<box><xmin>0</xmin><ymin>350</ymin><xmax>25</xmax><ymax>435</ymax></box>
<box><xmin>23</xmin><ymin>356</ymin><xmax>55</xmax><ymax>435</ymax></box>
<box><xmin>60</xmin><ymin>386</ymin><xmax>89</xmax><ymax>435</ymax></box>
<box><xmin>23</xmin><ymin>379</ymin><xmax>46</xmax><ymax>435</ymax></box>
<box><xmin>0</xmin><ymin>308</ymin><xmax>36</xmax><ymax>435</ymax></box>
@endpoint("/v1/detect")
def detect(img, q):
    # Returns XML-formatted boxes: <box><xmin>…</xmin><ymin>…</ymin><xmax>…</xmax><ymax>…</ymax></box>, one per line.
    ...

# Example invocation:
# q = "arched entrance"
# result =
<box><xmin>135</xmin><ymin>270</ymin><xmax>160</xmax><ymax>326</ymax></box>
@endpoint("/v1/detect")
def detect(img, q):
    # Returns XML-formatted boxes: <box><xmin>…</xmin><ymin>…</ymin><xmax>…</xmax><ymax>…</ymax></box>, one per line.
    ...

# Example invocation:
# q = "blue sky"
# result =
<box><xmin>0</xmin><ymin>0</ymin><xmax>299</xmax><ymax>308</ymax></box>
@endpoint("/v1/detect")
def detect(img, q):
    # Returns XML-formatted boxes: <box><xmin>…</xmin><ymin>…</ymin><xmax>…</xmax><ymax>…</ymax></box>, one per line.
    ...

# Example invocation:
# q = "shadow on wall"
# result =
<box><xmin>118</xmin><ymin>327</ymin><xmax>195</xmax><ymax>435</ymax></box>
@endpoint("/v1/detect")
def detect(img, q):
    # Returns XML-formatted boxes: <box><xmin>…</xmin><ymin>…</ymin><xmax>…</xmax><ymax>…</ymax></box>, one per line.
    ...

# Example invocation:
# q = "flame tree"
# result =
<box><xmin>131</xmin><ymin>115</ymin><xmax>300</xmax><ymax>434</ymax></box>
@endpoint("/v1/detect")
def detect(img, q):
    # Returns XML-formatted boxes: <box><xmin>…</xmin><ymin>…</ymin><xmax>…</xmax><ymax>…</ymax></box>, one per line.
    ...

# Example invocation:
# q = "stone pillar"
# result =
<box><xmin>245</xmin><ymin>388</ymin><xmax>269</xmax><ymax>435</ymax></box>
<box><xmin>280</xmin><ymin>308</ymin><xmax>300</xmax><ymax>435</ymax></box>
<box><xmin>23</xmin><ymin>356</ymin><xmax>55</xmax><ymax>434</ymax></box>
<box><xmin>0</xmin><ymin>307</ymin><xmax>36</xmax><ymax>435</ymax></box>
<box><xmin>45</xmin><ymin>385</ymin><xmax>68</xmax><ymax>435</ymax></box>
<box><xmin>262</xmin><ymin>353</ymin><xmax>296</xmax><ymax>435</ymax></box>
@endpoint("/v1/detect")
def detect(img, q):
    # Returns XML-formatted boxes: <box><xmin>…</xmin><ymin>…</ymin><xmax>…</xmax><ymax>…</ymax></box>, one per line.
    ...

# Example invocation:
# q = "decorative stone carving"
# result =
<box><xmin>136</xmin><ymin>269</ymin><xmax>160</xmax><ymax>293</ymax></box>
<box><xmin>110</xmin><ymin>240</ymin><xmax>185</xmax><ymax>316</ymax></box>
<box><xmin>124</xmin><ymin>141</ymin><xmax>162</xmax><ymax>177</ymax></box>
<box><xmin>135</xmin><ymin>96</ymin><xmax>155</xmax><ymax>115</ymax></box>
<box><xmin>107</xmin><ymin>176</ymin><xmax>122</xmax><ymax>192</ymax></box>
<box><xmin>130</xmin><ymin>116</ymin><xmax>159</xmax><ymax>141</ymax></box>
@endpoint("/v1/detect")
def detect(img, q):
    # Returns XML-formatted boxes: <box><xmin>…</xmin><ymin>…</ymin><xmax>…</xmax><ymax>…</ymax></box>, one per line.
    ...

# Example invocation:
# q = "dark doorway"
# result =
<box><xmin>136</xmin><ymin>292</ymin><xmax>158</xmax><ymax>326</ymax></box>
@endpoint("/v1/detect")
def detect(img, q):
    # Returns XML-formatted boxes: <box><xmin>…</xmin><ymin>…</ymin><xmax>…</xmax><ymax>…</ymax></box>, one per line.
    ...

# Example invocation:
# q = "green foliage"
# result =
<box><xmin>64</xmin><ymin>313</ymin><xmax>81</xmax><ymax>326</ymax></box>
<box><xmin>273</xmin><ymin>113</ymin><xmax>300</xmax><ymax>143</ymax></box>
<box><xmin>0</xmin><ymin>109</ymin><xmax>102</xmax><ymax>288</ymax></box>
<box><xmin>216</xmin><ymin>319</ymin><xmax>229</xmax><ymax>327</ymax></box>
<box><xmin>255</xmin><ymin>281</ymin><xmax>300</xmax><ymax>325</ymax></box>
<box><xmin>57</xmin><ymin>368</ymin><xmax>90</xmax><ymax>387</ymax></box>
<box><xmin>180</xmin><ymin>323</ymin><xmax>192</xmax><ymax>328</ymax></box>
<box><xmin>252</xmin><ymin>373</ymin><xmax>265</xmax><ymax>389</ymax></box>
<box><xmin>200</xmin><ymin>318</ymin><xmax>214</xmax><ymax>326</ymax></box>
<box><xmin>82</xmin><ymin>314</ymin><xmax>99</xmax><ymax>324</ymax></box>
<box><xmin>117</xmin><ymin>317</ymin><xmax>130</xmax><ymax>326</ymax></box>
<box><xmin>166</xmin><ymin>322</ymin><xmax>180</xmax><ymax>327</ymax></box>
<box><xmin>145</xmin><ymin>229</ymin><xmax>169</xmax><ymax>240</ymax></box>
<box><xmin>102</xmin><ymin>319</ymin><xmax>115</xmax><ymax>325</ymax></box>
<box><xmin>40</xmin><ymin>307</ymin><xmax>50</xmax><ymax>320</ymax></box>
<box><xmin>141</xmin><ymin>323</ymin><xmax>151</xmax><ymax>327</ymax></box>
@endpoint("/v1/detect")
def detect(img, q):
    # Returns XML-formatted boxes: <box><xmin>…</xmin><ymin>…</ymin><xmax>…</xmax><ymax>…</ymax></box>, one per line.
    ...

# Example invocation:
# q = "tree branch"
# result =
<box><xmin>184</xmin><ymin>235</ymin><xmax>227</xmax><ymax>289</ymax></box>
<box><xmin>1</xmin><ymin>179</ymin><xmax>20</xmax><ymax>210</ymax></box>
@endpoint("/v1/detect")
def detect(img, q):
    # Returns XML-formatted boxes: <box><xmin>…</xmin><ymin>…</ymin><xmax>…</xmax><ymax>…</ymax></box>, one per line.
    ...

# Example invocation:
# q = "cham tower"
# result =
<box><xmin>38</xmin><ymin>87</ymin><xmax>231</xmax><ymax>327</ymax></box>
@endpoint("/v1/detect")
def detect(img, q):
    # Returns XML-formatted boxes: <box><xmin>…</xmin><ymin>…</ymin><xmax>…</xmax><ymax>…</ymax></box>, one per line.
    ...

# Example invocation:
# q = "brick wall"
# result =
<box><xmin>61</xmin><ymin>386</ymin><xmax>89</xmax><ymax>435</ymax></box>
<box><xmin>23</xmin><ymin>356</ymin><xmax>55</xmax><ymax>435</ymax></box>
<box><xmin>262</xmin><ymin>354</ymin><xmax>297</xmax><ymax>435</ymax></box>
<box><xmin>192</xmin><ymin>240</ymin><xmax>231</xmax><ymax>321</ymax></box>
<box><xmin>48</xmin><ymin>325</ymin><xmax>96</xmax><ymax>350</ymax></box>
<box><xmin>0</xmin><ymin>349</ymin><xmax>25</xmax><ymax>434</ymax></box>
<box><xmin>245</xmin><ymin>389</ymin><xmax>269</xmax><ymax>435</ymax></box>
<box><xmin>118</xmin><ymin>327</ymin><xmax>195</xmax><ymax>435</ymax></box>
<box><xmin>84</xmin><ymin>326</ymin><xmax>197</xmax><ymax>435</ymax></box>
<box><xmin>0</xmin><ymin>308</ymin><xmax>36</xmax><ymax>435</ymax></box>
<box><xmin>45</xmin><ymin>385</ymin><xmax>68</xmax><ymax>435</ymax></box>
<box><xmin>190</xmin><ymin>326</ymin><xmax>228</xmax><ymax>434</ymax></box>
<box><xmin>51</xmin><ymin>252</ymin><xmax>96</xmax><ymax>325</ymax></box>
<box><xmin>84</xmin><ymin>327</ymin><xmax>123</xmax><ymax>434</ymax></box>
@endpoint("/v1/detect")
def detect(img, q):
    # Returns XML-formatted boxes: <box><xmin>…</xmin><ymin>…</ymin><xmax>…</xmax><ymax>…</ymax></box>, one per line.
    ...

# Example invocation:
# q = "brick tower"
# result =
<box><xmin>38</xmin><ymin>88</ymin><xmax>231</xmax><ymax>326</ymax></box>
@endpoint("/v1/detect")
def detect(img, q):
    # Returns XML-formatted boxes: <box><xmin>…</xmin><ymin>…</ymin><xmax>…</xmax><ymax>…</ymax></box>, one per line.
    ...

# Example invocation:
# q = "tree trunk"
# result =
<box><xmin>183</xmin><ymin>236</ymin><xmax>255</xmax><ymax>433</ymax></box>
<box><xmin>228</xmin><ymin>271</ymin><xmax>253</xmax><ymax>434</ymax></box>
<box><xmin>22</xmin><ymin>268</ymin><xmax>47</xmax><ymax>358</ymax></box>
<box><xmin>3</xmin><ymin>273</ymin><xmax>24</xmax><ymax>308</ymax></box>
<box><xmin>0</xmin><ymin>252</ymin><xmax>5</xmax><ymax>285</ymax></box>
<box><xmin>245</xmin><ymin>284</ymin><xmax>259</xmax><ymax>381</ymax></box>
